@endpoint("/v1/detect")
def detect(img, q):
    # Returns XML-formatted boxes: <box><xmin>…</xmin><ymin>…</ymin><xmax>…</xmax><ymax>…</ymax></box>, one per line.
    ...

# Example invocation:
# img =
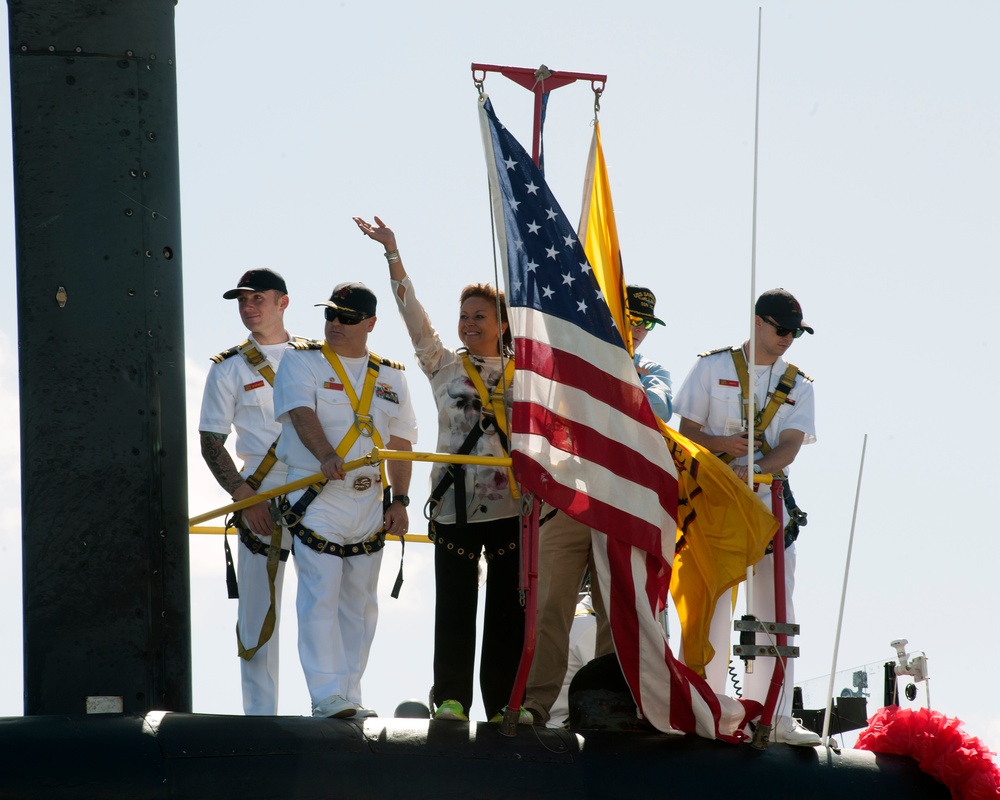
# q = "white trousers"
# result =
<box><xmin>237</xmin><ymin>471</ymin><xmax>293</xmax><ymax>716</ymax></box>
<box><xmin>704</xmin><ymin>544</ymin><xmax>797</xmax><ymax>720</ymax></box>
<box><xmin>294</xmin><ymin>542</ymin><xmax>383</xmax><ymax>707</ymax></box>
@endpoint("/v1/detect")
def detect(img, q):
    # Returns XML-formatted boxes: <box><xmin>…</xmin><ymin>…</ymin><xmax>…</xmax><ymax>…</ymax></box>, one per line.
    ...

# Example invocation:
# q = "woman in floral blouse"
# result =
<box><xmin>355</xmin><ymin>215</ymin><xmax>526</xmax><ymax>724</ymax></box>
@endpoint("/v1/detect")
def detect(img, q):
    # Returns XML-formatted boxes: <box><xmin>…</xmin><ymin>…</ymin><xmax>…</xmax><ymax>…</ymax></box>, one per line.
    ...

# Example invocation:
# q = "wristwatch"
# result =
<box><xmin>393</xmin><ymin>494</ymin><xmax>410</xmax><ymax>508</ymax></box>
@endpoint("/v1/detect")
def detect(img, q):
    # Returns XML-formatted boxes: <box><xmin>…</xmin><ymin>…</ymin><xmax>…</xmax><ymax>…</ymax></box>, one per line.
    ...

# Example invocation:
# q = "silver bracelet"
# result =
<box><xmin>384</xmin><ymin>249</ymin><xmax>400</xmax><ymax>264</ymax></box>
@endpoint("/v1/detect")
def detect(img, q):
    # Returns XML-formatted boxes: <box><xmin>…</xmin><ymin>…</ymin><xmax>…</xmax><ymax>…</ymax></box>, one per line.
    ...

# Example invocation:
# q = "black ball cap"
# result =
<box><xmin>315</xmin><ymin>282</ymin><xmax>378</xmax><ymax>318</ymax></box>
<box><xmin>223</xmin><ymin>268</ymin><xmax>288</xmax><ymax>299</ymax></box>
<box><xmin>755</xmin><ymin>288</ymin><xmax>814</xmax><ymax>334</ymax></box>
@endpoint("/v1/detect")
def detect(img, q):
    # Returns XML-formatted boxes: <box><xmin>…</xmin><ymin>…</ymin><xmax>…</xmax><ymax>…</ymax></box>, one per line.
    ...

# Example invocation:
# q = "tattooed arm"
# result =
<box><xmin>199</xmin><ymin>431</ymin><xmax>274</xmax><ymax>537</ymax></box>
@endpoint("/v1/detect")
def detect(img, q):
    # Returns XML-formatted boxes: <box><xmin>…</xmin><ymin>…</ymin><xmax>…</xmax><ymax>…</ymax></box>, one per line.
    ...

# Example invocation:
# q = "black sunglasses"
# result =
<box><xmin>324</xmin><ymin>307</ymin><xmax>369</xmax><ymax>325</ymax></box>
<box><xmin>762</xmin><ymin>317</ymin><xmax>804</xmax><ymax>339</ymax></box>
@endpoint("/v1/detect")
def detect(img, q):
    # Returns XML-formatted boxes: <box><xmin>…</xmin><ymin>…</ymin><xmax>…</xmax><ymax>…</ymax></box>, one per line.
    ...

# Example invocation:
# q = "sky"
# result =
<box><xmin>1</xmin><ymin>0</ymin><xmax>998</xmax><ymax>758</ymax></box>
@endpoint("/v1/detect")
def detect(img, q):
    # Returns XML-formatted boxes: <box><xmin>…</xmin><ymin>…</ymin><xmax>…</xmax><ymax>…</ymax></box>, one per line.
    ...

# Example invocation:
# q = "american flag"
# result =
<box><xmin>478</xmin><ymin>96</ymin><xmax>757</xmax><ymax>741</ymax></box>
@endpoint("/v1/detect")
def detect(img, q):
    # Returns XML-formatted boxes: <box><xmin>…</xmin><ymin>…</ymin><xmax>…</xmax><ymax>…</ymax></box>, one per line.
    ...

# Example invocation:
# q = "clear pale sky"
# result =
<box><xmin>1</xmin><ymin>0</ymin><xmax>997</xmax><ymax>758</ymax></box>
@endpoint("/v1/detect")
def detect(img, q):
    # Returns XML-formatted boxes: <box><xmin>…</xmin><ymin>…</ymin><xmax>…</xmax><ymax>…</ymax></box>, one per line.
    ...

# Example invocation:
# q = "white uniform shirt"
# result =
<box><xmin>198</xmin><ymin>336</ymin><xmax>294</xmax><ymax>477</ymax></box>
<box><xmin>273</xmin><ymin>347</ymin><xmax>418</xmax><ymax>540</ymax></box>
<box><xmin>673</xmin><ymin>348</ymin><xmax>816</xmax><ymax>471</ymax></box>
<box><xmin>273</xmin><ymin>348</ymin><xmax>418</xmax><ymax>470</ymax></box>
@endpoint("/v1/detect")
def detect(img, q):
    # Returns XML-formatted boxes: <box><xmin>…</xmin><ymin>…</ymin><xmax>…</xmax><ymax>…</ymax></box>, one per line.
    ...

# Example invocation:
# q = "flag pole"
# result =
<box><xmin>745</xmin><ymin>5</ymin><xmax>764</xmax><ymax>629</ymax></box>
<box><xmin>821</xmin><ymin>435</ymin><xmax>868</xmax><ymax>747</ymax></box>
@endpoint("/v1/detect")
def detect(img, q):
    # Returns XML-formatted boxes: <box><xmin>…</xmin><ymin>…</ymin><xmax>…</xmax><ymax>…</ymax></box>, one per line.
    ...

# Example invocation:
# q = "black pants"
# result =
<box><xmin>431</xmin><ymin>516</ymin><xmax>524</xmax><ymax>718</ymax></box>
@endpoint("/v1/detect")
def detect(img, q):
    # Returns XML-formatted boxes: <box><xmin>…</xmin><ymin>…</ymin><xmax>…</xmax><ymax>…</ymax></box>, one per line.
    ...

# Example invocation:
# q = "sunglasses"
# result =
<box><xmin>629</xmin><ymin>316</ymin><xmax>655</xmax><ymax>332</ymax></box>
<box><xmin>762</xmin><ymin>317</ymin><xmax>804</xmax><ymax>339</ymax></box>
<box><xmin>324</xmin><ymin>307</ymin><xmax>369</xmax><ymax>325</ymax></box>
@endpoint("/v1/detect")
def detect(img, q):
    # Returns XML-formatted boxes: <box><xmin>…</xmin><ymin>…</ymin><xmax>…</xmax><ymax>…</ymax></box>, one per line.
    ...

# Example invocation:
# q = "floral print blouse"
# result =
<box><xmin>391</xmin><ymin>275</ymin><xmax>519</xmax><ymax>525</ymax></box>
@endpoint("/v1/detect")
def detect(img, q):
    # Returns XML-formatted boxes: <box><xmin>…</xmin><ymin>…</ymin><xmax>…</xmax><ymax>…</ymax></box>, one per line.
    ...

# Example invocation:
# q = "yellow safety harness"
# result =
<box><xmin>709</xmin><ymin>346</ymin><xmax>811</xmax><ymax>552</ymax></box>
<box><xmin>211</xmin><ymin>336</ymin><xmax>311</xmax><ymax>491</ymax></box>
<box><xmin>279</xmin><ymin>343</ymin><xmax>402</xmax><ymax>555</ymax></box>
<box><xmin>210</xmin><ymin>335</ymin><xmax>308</xmax><ymax>662</ymax></box>
<box><xmin>277</xmin><ymin>342</ymin><xmax>409</xmax><ymax>597</ymax></box>
<box><xmin>426</xmin><ymin>352</ymin><xmax>517</xmax><ymax>527</ymax></box>
<box><xmin>718</xmin><ymin>346</ymin><xmax>801</xmax><ymax>468</ymax></box>
<box><xmin>460</xmin><ymin>351</ymin><xmax>519</xmax><ymax>500</ymax></box>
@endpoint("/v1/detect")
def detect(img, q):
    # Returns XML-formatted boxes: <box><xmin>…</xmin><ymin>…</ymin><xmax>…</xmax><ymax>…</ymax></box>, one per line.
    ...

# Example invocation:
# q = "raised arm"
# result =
<box><xmin>354</xmin><ymin>215</ymin><xmax>406</xmax><ymax>287</ymax></box>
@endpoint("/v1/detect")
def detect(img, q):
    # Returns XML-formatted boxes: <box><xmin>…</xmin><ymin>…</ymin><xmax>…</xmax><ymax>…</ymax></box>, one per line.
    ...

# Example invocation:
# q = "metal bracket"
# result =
<box><xmin>733</xmin><ymin>644</ymin><xmax>799</xmax><ymax>659</ymax></box>
<box><xmin>734</xmin><ymin>618</ymin><xmax>800</xmax><ymax>636</ymax></box>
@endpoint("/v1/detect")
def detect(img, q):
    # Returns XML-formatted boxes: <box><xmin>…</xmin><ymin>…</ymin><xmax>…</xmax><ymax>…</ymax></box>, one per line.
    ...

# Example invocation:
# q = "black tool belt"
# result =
<box><xmin>237</xmin><ymin>526</ymin><xmax>290</xmax><ymax>562</ymax></box>
<box><xmin>292</xmin><ymin>524</ymin><xmax>387</xmax><ymax>558</ymax></box>
<box><xmin>280</xmin><ymin>481</ymin><xmax>391</xmax><ymax>558</ymax></box>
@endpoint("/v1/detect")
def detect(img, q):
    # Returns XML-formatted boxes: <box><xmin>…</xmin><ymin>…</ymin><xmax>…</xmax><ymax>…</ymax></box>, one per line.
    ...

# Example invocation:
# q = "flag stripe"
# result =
<box><xmin>515</xmin><ymin>405</ymin><xmax>676</xmax><ymax>522</ymax></box>
<box><xmin>515</xmin><ymin>335</ymin><xmax>658</xmax><ymax>429</ymax></box>
<box><xmin>514</xmin><ymin>453</ymin><xmax>666</xmax><ymax>554</ymax></box>
<box><xmin>514</xmin><ymin>367</ymin><xmax>673</xmax><ymax>482</ymax></box>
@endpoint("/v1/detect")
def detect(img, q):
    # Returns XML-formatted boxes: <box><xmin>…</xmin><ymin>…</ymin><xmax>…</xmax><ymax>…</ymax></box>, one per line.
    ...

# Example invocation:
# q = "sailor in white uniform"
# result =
<box><xmin>674</xmin><ymin>288</ymin><xmax>818</xmax><ymax>746</ymax></box>
<box><xmin>199</xmin><ymin>268</ymin><xmax>297</xmax><ymax>716</ymax></box>
<box><xmin>274</xmin><ymin>282</ymin><xmax>417</xmax><ymax>719</ymax></box>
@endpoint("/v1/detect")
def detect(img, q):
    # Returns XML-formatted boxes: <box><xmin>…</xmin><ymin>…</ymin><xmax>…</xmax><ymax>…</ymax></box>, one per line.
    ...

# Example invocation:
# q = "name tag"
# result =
<box><xmin>244</xmin><ymin>380</ymin><xmax>265</xmax><ymax>392</ymax></box>
<box><xmin>324</xmin><ymin>380</ymin><xmax>344</xmax><ymax>391</ymax></box>
<box><xmin>719</xmin><ymin>379</ymin><xmax>740</xmax><ymax>387</ymax></box>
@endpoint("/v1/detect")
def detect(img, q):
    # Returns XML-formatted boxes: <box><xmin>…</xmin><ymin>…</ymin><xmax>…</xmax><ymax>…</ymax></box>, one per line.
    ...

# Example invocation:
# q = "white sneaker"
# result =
<box><xmin>312</xmin><ymin>694</ymin><xmax>357</xmax><ymax>719</ymax></box>
<box><xmin>353</xmin><ymin>706</ymin><xmax>378</xmax><ymax>719</ymax></box>
<box><xmin>773</xmin><ymin>716</ymin><xmax>821</xmax><ymax>747</ymax></box>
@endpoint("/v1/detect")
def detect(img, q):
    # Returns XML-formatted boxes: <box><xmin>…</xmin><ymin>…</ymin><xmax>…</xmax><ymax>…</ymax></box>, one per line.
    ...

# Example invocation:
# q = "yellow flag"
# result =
<box><xmin>578</xmin><ymin>123</ymin><xmax>633</xmax><ymax>355</ymax></box>
<box><xmin>664</xmin><ymin>425</ymin><xmax>779</xmax><ymax>677</ymax></box>
<box><xmin>578</xmin><ymin>120</ymin><xmax>777</xmax><ymax>679</ymax></box>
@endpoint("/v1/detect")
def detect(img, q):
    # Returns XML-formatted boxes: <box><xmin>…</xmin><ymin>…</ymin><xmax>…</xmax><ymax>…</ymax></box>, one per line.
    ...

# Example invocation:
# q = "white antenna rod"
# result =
<box><xmin>821</xmin><ymin>434</ymin><xmax>869</xmax><ymax>747</ymax></box>
<box><xmin>746</xmin><ymin>7</ymin><xmax>763</xmax><ymax>607</ymax></box>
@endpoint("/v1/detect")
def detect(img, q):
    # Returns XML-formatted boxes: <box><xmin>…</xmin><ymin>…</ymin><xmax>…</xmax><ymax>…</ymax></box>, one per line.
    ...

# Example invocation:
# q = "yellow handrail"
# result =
<box><xmin>188</xmin><ymin>447</ymin><xmax>511</xmax><ymax>527</ymax></box>
<box><xmin>190</xmin><ymin>524</ymin><xmax>431</xmax><ymax>542</ymax></box>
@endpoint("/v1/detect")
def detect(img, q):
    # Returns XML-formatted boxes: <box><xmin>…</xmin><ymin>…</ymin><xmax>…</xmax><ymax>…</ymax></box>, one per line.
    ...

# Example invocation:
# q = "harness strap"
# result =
<box><xmin>460</xmin><ymin>353</ymin><xmax>516</xmax><ymax>483</ymax></box>
<box><xmin>721</xmin><ymin>348</ymin><xmax>800</xmax><ymax>465</ymax></box>
<box><xmin>245</xmin><ymin>440</ymin><xmax>280</xmax><ymax>491</ymax></box>
<box><xmin>425</xmin><ymin>417</ymin><xmax>497</xmax><ymax>525</ymax></box>
<box><xmin>224</xmin><ymin>531</ymin><xmax>239</xmax><ymax>599</ymax></box>
<box><xmin>237</xmin><ymin>525</ymin><xmax>290</xmax><ymax>561</ymax></box>
<box><xmin>231</xmin><ymin>336</ymin><xmax>310</xmax><ymax>490</ymax></box>
<box><xmin>238</xmin><ymin>342</ymin><xmax>276</xmax><ymax>386</ymax></box>
<box><xmin>460</xmin><ymin>351</ymin><xmax>515</xmax><ymax>439</ymax></box>
<box><xmin>276</xmin><ymin>347</ymin><xmax>404</xmax><ymax>584</ymax></box>
<box><xmin>722</xmin><ymin>349</ymin><xmax>811</xmax><ymax>550</ymax></box>
<box><xmin>322</xmin><ymin>344</ymin><xmax>389</xmax><ymax>488</ymax></box>
<box><xmin>427</xmin><ymin>352</ymin><xmax>518</xmax><ymax>523</ymax></box>
<box><xmin>235</xmin><ymin>517</ymin><xmax>286</xmax><ymax>662</ymax></box>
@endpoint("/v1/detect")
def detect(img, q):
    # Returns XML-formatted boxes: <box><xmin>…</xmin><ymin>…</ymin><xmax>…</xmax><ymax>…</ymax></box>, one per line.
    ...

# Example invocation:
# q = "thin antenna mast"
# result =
<box><xmin>821</xmin><ymin>435</ymin><xmax>869</xmax><ymax>747</ymax></box>
<box><xmin>746</xmin><ymin>7</ymin><xmax>764</xmax><ymax>607</ymax></box>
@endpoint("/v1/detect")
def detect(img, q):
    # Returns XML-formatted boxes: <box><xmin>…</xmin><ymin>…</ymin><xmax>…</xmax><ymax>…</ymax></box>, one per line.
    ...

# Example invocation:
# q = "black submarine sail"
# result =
<box><xmin>9</xmin><ymin>0</ymin><xmax>190</xmax><ymax>716</ymax></box>
<box><xmin>0</xmin><ymin>2</ymin><xmax>950</xmax><ymax>797</ymax></box>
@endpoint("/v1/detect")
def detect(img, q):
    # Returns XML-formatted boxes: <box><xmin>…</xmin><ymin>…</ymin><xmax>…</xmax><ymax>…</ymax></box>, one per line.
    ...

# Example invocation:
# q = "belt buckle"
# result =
<box><xmin>353</xmin><ymin>476</ymin><xmax>372</xmax><ymax>492</ymax></box>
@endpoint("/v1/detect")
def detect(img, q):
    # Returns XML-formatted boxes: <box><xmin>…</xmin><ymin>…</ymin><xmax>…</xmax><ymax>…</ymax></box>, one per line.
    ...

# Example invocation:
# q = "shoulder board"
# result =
<box><xmin>369</xmin><ymin>351</ymin><xmax>405</xmax><ymax>371</ymax></box>
<box><xmin>209</xmin><ymin>340</ymin><xmax>251</xmax><ymax>364</ymax></box>
<box><xmin>290</xmin><ymin>339</ymin><xmax>324</xmax><ymax>351</ymax></box>
<box><xmin>797</xmin><ymin>369</ymin><xmax>813</xmax><ymax>383</ymax></box>
<box><xmin>697</xmin><ymin>346</ymin><xmax>738</xmax><ymax>358</ymax></box>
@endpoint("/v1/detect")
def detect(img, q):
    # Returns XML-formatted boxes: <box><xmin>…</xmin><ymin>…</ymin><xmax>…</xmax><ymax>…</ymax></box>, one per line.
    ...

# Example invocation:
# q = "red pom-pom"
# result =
<box><xmin>855</xmin><ymin>706</ymin><xmax>1000</xmax><ymax>800</ymax></box>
